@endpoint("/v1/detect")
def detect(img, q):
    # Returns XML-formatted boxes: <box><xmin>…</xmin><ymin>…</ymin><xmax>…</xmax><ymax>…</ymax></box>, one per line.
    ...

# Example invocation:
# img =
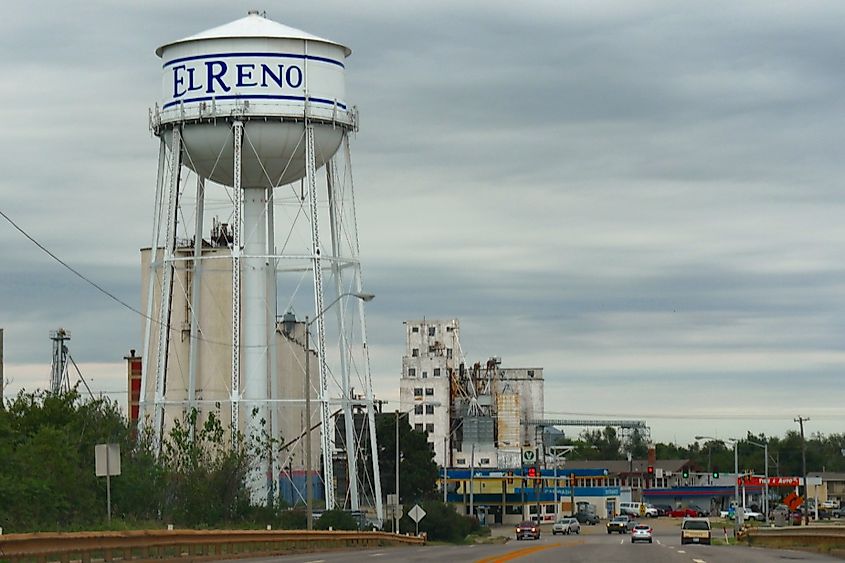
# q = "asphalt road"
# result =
<box><xmin>221</xmin><ymin>520</ymin><xmax>842</xmax><ymax>563</ymax></box>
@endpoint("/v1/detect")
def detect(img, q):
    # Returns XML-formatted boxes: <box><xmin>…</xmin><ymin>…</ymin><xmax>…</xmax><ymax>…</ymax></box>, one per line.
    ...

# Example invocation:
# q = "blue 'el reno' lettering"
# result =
<box><xmin>170</xmin><ymin>58</ymin><xmax>306</xmax><ymax>101</ymax></box>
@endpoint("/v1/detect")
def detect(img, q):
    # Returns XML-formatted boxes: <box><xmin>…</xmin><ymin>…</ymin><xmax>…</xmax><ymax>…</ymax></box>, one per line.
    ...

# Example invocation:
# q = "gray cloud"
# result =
<box><xmin>2</xmin><ymin>1</ymin><xmax>844</xmax><ymax>443</ymax></box>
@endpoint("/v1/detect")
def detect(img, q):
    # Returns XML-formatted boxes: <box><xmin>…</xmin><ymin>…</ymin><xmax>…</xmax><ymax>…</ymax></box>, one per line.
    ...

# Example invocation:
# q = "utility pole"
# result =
<box><xmin>795</xmin><ymin>416</ymin><xmax>810</xmax><ymax>526</ymax></box>
<box><xmin>0</xmin><ymin>328</ymin><xmax>4</xmax><ymax>409</ymax></box>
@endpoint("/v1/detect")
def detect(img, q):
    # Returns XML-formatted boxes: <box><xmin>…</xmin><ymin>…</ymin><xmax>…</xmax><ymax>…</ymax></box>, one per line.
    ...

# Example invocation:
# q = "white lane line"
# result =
<box><xmin>303</xmin><ymin>560</ymin><xmax>325</xmax><ymax>563</ymax></box>
<box><xmin>656</xmin><ymin>539</ymin><xmax>662</xmax><ymax>545</ymax></box>
<box><xmin>677</xmin><ymin>550</ymin><xmax>686</xmax><ymax>553</ymax></box>
<box><xmin>692</xmin><ymin>559</ymin><xmax>706</xmax><ymax>563</ymax></box>
<box><xmin>369</xmin><ymin>554</ymin><xmax>384</xmax><ymax>558</ymax></box>
<box><xmin>619</xmin><ymin>539</ymin><xmax>624</xmax><ymax>544</ymax></box>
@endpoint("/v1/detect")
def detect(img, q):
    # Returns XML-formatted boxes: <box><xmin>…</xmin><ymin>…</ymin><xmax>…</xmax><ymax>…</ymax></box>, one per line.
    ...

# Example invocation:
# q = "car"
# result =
<box><xmin>680</xmin><ymin>517</ymin><xmax>711</xmax><ymax>545</ymax></box>
<box><xmin>631</xmin><ymin>523</ymin><xmax>654</xmax><ymax>543</ymax></box>
<box><xmin>575</xmin><ymin>512</ymin><xmax>600</xmax><ymax>525</ymax></box>
<box><xmin>671</xmin><ymin>507</ymin><xmax>700</xmax><ymax>518</ymax></box>
<box><xmin>607</xmin><ymin>515</ymin><xmax>636</xmax><ymax>534</ymax></box>
<box><xmin>552</xmin><ymin>517</ymin><xmax>581</xmax><ymax>535</ymax></box>
<box><xmin>833</xmin><ymin>506</ymin><xmax>845</xmax><ymax>518</ymax></box>
<box><xmin>515</xmin><ymin>520</ymin><xmax>540</xmax><ymax>540</ymax></box>
<box><xmin>653</xmin><ymin>504</ymin><xmax>673</xmax><ymax>517</ymax></box>
<box><xmin>742</xmin><ymin>508</ymin><xmax>763</xmax><ymax>521</ymax></box>
<box><xmin>619</xmin><ymin>502</ymin><xmax>658</xmax><ymax>518</ymax></box>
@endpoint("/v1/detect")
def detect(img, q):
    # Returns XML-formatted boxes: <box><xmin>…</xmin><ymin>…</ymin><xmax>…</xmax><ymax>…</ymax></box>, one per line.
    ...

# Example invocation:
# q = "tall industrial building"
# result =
<box><xmin>399</xmin><ymin>319</ymin><xmax>544</xmax><ymax>469</ymax></box>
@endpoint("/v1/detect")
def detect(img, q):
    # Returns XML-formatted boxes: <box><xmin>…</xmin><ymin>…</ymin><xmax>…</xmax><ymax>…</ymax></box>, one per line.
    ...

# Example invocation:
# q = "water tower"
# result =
<box><xmin>140</xmin><ymin>11</ymin><xmax>382</xmax><ymax>518</ymax></box>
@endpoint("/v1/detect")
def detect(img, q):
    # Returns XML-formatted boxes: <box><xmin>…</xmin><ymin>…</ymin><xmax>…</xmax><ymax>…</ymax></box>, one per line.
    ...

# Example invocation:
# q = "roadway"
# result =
<box><xmin>221</xmin><ymin>519</ymin><xmax>841</xmax><ymax>563</ymax></box>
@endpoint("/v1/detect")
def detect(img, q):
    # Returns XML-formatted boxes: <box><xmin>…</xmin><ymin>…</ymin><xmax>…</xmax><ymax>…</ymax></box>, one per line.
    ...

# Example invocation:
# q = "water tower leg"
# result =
<box><xmin>306</xmin><ymin>122</ymin><xmax>335</xmax><ymax>510</ymax></box>
<box><xmin>153</xmin><ymin>127</ymin><xmax>182</xmax><ymax>453</ymax></box>
<box><xmin>230</xmin><ymin>122</ymin><xmax>243</xmax><ymax>447</ymax></box>
<box><xmin>140</xmin><ymin>139</ymin><xmax>168</xmax><ymax>437</ymax></box>
<box><xmin>326</xmin><ymin>159</ymin><xmax>359</xmax><ymax>511</ymax></box>
<box><xmin>187</xmin><ymin>176</ymin><xmax>205</xmax><ymax>437</ymax></box>
<box><xmin>267</xmin><ymin>184</ymin><xmax>279</xmax><ymax>506</ymax></box>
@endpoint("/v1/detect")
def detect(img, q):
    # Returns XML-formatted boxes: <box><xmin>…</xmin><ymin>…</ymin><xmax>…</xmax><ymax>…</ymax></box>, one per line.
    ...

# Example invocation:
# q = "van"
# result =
<box><xmin>680</xmin><ymin>518</ymin><xmax>711</xmax><ymax>545</ymax></box>
<box><xmin>619</xmin><ymin>502</ymin><xmax>657</xmax><ymax>518</ymax></box>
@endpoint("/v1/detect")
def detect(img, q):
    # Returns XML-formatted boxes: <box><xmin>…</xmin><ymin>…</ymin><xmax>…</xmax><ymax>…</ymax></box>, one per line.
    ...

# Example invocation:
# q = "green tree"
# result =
<box><xmin>376</xmin><ymin>412</ymin><xmax>438</xmax><ymax>504</ymax></box>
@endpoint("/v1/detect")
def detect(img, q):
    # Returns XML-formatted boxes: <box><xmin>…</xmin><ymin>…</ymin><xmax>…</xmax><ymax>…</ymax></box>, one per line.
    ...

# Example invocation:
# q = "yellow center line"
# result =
<box><xmin>474</xmin><ymin>542</ymin><xmax>562</xmax><ymax>563</ymax></box>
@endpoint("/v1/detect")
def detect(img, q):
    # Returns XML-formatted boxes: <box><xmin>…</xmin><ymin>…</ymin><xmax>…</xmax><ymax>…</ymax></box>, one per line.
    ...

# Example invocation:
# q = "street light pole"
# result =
<box><xmin>395</xmin><ymin>408</ymin><xmax>400</xmax><ymax>533</ymax></box>
<box><xmin>746</xmin><ymin>438</ymin><xmax>769</xmax><ymax>523</ymax></box>
<box><xmin>696</xmin><ymin>436</ymin><xmax>740</xmax><ymax>536</ymax></box>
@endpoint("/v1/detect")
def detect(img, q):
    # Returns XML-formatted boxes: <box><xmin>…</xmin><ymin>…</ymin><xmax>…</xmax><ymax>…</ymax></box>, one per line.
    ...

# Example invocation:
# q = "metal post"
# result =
<box><xmin>395</xmin><ymin>409</ymin><xmax>400</xmax><ymax>533</ymax></box>
<box><xmin>764</xmin><ymin>443</ymin><xmax>769</xmax><ymax>523</ymax></box>
<box><xmin>469</xmin><ymin>443</ymin><xmax>475</xmax><ymax>519</ymax></box>
<box><xmin>795</xmin><ymin>416</ymin><xmax>810</xmax><ymax>526</ymax></box>
<box><xmin>305</xmin><ymin>317</ymin><xmax>313</xmax><ymax>530</ymax></box>
<box><xmin>734</xmin><ymin>440</ymin><xmax>740</xmax><ymax>535</ymax></box>
<box><xmin>106</xmin><ymin>445</ymin><xmax>112</xmax><ymax>525</ymax></box>
<box><xmin>187</xmin><ymin>176</ymin><xmax>205</xmax><ymax>440</ymax></box>
<box><xmin>443</xmin><ymin>435</ymin><xmax>448</xmax><ymax>503</ymax></box>
<box><xmin>554</xmin><ymin>458</ymin><xmax>559</xmax><ymax>519</ymax></box>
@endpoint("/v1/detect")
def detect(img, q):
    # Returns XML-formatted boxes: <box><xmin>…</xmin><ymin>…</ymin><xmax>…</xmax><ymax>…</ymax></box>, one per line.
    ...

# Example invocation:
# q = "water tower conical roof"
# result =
<box><xmin>156</xmin><ymin>11</ymin><xmax>351</xmax><ymax>57</ymax></box>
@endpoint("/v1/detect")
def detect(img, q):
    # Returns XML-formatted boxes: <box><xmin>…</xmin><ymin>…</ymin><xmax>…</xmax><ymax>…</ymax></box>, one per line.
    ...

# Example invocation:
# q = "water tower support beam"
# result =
<box><xmin>187</xmin><ymin>176</ymin><xmax>205</xmax><ymax>434</ymax></box>
<box><xmin>153</xmin><ymin>126</ymin><xmax>182</xmax><ymax>452</ymax></box>
<box><xmin>267</xmin><ymin>184</ymin><xmax>279</xmax><ymax>506</ymax></box>
<box><xmin>327</xmin><ymin>159</ymin><xmax>359</xmax><ymax>511</ymax></box>
<box><xmin>306</xmin><ymin>122</ymin><xmax>335</xmax><ymax>510</ymax></box>
<box><xmin>344</xmin><ymin>136</ymin><xmax>384</xmax><ymax>523</ymax></box>
<box><xmin>230</xmin><ymin>122</ymin><xmax>243</xmax><ymax>445</ymax></box>
<box><xmin>139</xmin><ymin>139</ymin><xmax>168</xmax><ymax>434</ymax></box>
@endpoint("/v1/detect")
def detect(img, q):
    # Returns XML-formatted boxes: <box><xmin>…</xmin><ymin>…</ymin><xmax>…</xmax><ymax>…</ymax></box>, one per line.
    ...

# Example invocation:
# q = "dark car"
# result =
<box><xmin>515</xmin><ymin>520</ymin><xmax>540</xmax><ymax>540</ymax></box>
<box><xmin>653</xmin><ymin>504</ymin><xmax>673</xmax><ymax>517</ymax></box>
<box><xmin>607</xmin><ymin>515</ymin><xmax>635</xmax><ymax>534</ymax></box>
<box><xmin>576</xmin><ymin>512</ymin><xmax>600</xmax><ymax>525</ymax></box>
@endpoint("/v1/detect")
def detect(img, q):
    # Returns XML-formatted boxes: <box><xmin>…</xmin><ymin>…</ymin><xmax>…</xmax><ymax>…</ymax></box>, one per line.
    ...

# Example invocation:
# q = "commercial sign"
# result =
<box><xmin>738</xmin><ymin>476</ymin><xmax>800</xmax><ymax>487</ymax></box>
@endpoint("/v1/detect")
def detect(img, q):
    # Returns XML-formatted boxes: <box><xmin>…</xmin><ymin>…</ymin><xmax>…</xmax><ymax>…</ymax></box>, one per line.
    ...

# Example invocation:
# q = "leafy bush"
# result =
<box><xmin>314</xmin><ymin>509</ymin><xmax>358</xmax><ymax>530</ymax></box>
<box><xmin>277</xmin><ymin>509</ymin><xmax>308</xmax><ymax>530</ymax></box>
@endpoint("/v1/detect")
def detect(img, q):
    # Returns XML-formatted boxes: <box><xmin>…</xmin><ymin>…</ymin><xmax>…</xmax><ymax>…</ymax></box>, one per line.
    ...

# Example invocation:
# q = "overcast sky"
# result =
<box><xmin>2</xmin><ymin>1</ymin><xmax>844</xmax><ymax>446</ymax></box>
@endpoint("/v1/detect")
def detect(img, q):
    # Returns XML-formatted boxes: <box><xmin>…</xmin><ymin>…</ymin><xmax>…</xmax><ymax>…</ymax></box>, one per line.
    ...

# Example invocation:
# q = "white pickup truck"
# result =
<box><xmin>720</xmin><ymin>507</ymin><xmax>763</xmax><ymax>520</ymax></box>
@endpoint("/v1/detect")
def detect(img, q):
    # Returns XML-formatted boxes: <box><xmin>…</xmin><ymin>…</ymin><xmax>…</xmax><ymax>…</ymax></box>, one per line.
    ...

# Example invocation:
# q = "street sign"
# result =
<box><xmin>94</xmin><ymin>443</ymin><xmax>120</xmax><ymax>525</ymax></box>
<box><xmin>408</xmin><ymin>504</ymin><xmax>426</xmax><ymax>523</ymax></box>
<box><xmin>639</xmin><ymin>504</ymin><xmax>646</xmax><ymax>516</ymax></box>
<box><xmin>522</xmin><ymin>449</ymin><xmax>536</xmax><ymax>465</ymax></box>
<box><xmin>408</xmin><ymin>504</ymin><xmax>426</xmax><ymax>536</ymax></box>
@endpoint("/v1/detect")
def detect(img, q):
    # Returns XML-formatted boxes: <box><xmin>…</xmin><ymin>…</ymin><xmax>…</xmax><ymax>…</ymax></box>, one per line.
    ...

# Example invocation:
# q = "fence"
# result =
<box><xmin>0</xmin><ymin>529</ymin><xmax>425</xmax><ymax>563</ymax></box>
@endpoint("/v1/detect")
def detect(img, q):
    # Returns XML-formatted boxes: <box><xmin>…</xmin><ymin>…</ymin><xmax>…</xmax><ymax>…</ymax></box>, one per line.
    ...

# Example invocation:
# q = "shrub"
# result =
<box><xmin>315</xmin><ymin>509</ymin><xmax>358</xmax><ymax>530</ymax></box>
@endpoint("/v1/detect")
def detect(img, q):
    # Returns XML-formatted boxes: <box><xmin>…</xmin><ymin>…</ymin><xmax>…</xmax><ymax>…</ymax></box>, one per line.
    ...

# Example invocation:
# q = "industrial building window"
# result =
<box><xmin>457</xmin><ymin>458</ymin><xmax>466</xmax><ymax>465</ymax></box>
<box><xmin>424</xmin><ymin>387</ymin><xmax>434</xmax><ymax>396</ymax></box>
<box><xmin>446</xmin><ymin>348</ymin><xmax>453</xmax><ymax>359</ymax></box>
<box><xmin>408</xmin><ymin>368</ymin><xmax>416</xmax><ymax>377</ymax></box>
<box><xmin>415</xmin><ymin>423</ymin><xmax>423</xmax><ymax>432</ymax></box>
<box><xmin>422</xmin><ymin>371</ymin><xmax>428</xmax><ymax>379</ymax></box>
<box><xmin>528</xmin><ymin>370</ymin><xmax>535</xmax><ymax>377</ymax></box>
<box><xmin>480</xmin><ymin>458</ymin><xmax>490</xmax><ymax>464</ymax></box>
<box><xmin>412</xmin><ymin>348</ymin><xmax>419</xmax><ymax>357</ymax></box>
<box><xmin>414</xmin><ymin>405</ymin><xmax>423</xmax><ymax>415</ymax></box>
<box><xmin>446</xmin><ymin>326</ymin><xmax>453</xmax><ymax>332</ymax></box>
<box><xmin>414</xmin><ymin>387</ymin><xmax>423</xmax><ymax>397</ymax></box>
<box><xmin>412</xmin><ymin>326</ymin><xmax>419</xmax><ymax>333</ymax></box>
<box><xmin>428</xmin><ymin>326</ymin><xmax>436</xmax><ymax>336</ymax></box>
<box><xmin>425</xmin><ymin>404</ymin><xmax>435</xmax><ymax>414</ymax></box>
<box><xmin>433</xmin><ymin>368</ymin><xmax>441</xmax><ymax>377</ymax></box>
<box><xmin>425</xmin><ymin>423</ymin><xmax>434</xmax><ymax>433</ymax></box>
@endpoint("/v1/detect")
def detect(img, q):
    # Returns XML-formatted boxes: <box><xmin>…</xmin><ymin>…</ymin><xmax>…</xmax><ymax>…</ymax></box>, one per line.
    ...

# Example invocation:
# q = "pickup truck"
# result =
<box><xmin>607</xmin><ymin>515</ymin><xmax>636</xmax><ymax>534</ymax></box>
<box><xmin>723</xmin><ymin>507</ymin><xmax>763</xmax><ymax>521</ymax></box>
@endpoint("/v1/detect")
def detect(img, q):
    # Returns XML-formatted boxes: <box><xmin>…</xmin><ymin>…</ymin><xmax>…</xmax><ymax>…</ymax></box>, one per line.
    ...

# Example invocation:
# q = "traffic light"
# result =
<box><xmin>647</xmin><ymin>466</ymin><xmax>654</xmax><ymax>476</ymax></box>
<box><xmin>713</xmin><ymin>467</ymin><xmax>720</xmax><ymax>478</ymax></box>
<box><xmin>527</xmin><ymin>467</ymin><xmax>536</xmax><ymax>478</ymax></box>
<box><xmin>682</xmin><ymin>468</ymin><xmax>690</xmax><ymax>479</ymax></box>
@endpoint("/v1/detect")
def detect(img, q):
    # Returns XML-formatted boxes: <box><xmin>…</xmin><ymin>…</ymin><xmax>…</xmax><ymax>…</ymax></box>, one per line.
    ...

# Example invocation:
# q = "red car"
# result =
<box><xmin>670</xmin><ymin>507</ymin><xmax>704</xmax><ymax>518</ymax></box>
<box><xmin>515</xmin><ymin>520</ymin><xmax>540</xmax><ymax>540</ymax></box>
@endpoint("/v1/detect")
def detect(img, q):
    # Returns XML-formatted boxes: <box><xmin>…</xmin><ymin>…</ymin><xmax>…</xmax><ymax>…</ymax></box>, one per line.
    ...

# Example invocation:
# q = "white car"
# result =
<box><xmin>631</xmin><ymin>523</ymin><xmax>653</xmax><ymax>543</ymax></box>
<box><xmin>553</xmin><ymin>517</ymin><xmax>581</xmax><ymax>535</ymax></box>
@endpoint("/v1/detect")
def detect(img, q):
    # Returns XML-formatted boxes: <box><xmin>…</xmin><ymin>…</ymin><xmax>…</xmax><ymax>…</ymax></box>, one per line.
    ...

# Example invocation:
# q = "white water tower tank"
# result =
<box><xmin>155</xmin><ymin>11</ymin><xmax>353</xmax><ymax>188</ymax></box>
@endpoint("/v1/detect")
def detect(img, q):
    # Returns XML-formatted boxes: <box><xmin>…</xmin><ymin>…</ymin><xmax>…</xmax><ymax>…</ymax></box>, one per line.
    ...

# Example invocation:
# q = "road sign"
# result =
<box><xmin>408</xmin><ymin>504</ymin><xmax>426</xmax><ymax>536</ymax></box>
<box><xmin>408</xmin><ymin>504</ymin><xmax>426</xmax><ymax>523</ymax></box>
<box><xmin>639</xmin><ymin>504</ymin><xmax>646</xmax><ymax>516</ymax></box>
<box><xmin>522</xmin><ymin>449</ymin><xmax>536</xmax><ymax>465</ymax></box>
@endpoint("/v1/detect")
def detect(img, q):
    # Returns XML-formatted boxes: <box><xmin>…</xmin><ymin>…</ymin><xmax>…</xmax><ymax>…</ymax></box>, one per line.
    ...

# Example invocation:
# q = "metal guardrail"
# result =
<box><xmin>0</xmin><ymin>529</ymin><xmax>425</xmax><ymax>563</ymax></box>
<box><xmin>740</xmin><ymin>525</ymin><xmax>845</xmax><ymax>548</ymax></box>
